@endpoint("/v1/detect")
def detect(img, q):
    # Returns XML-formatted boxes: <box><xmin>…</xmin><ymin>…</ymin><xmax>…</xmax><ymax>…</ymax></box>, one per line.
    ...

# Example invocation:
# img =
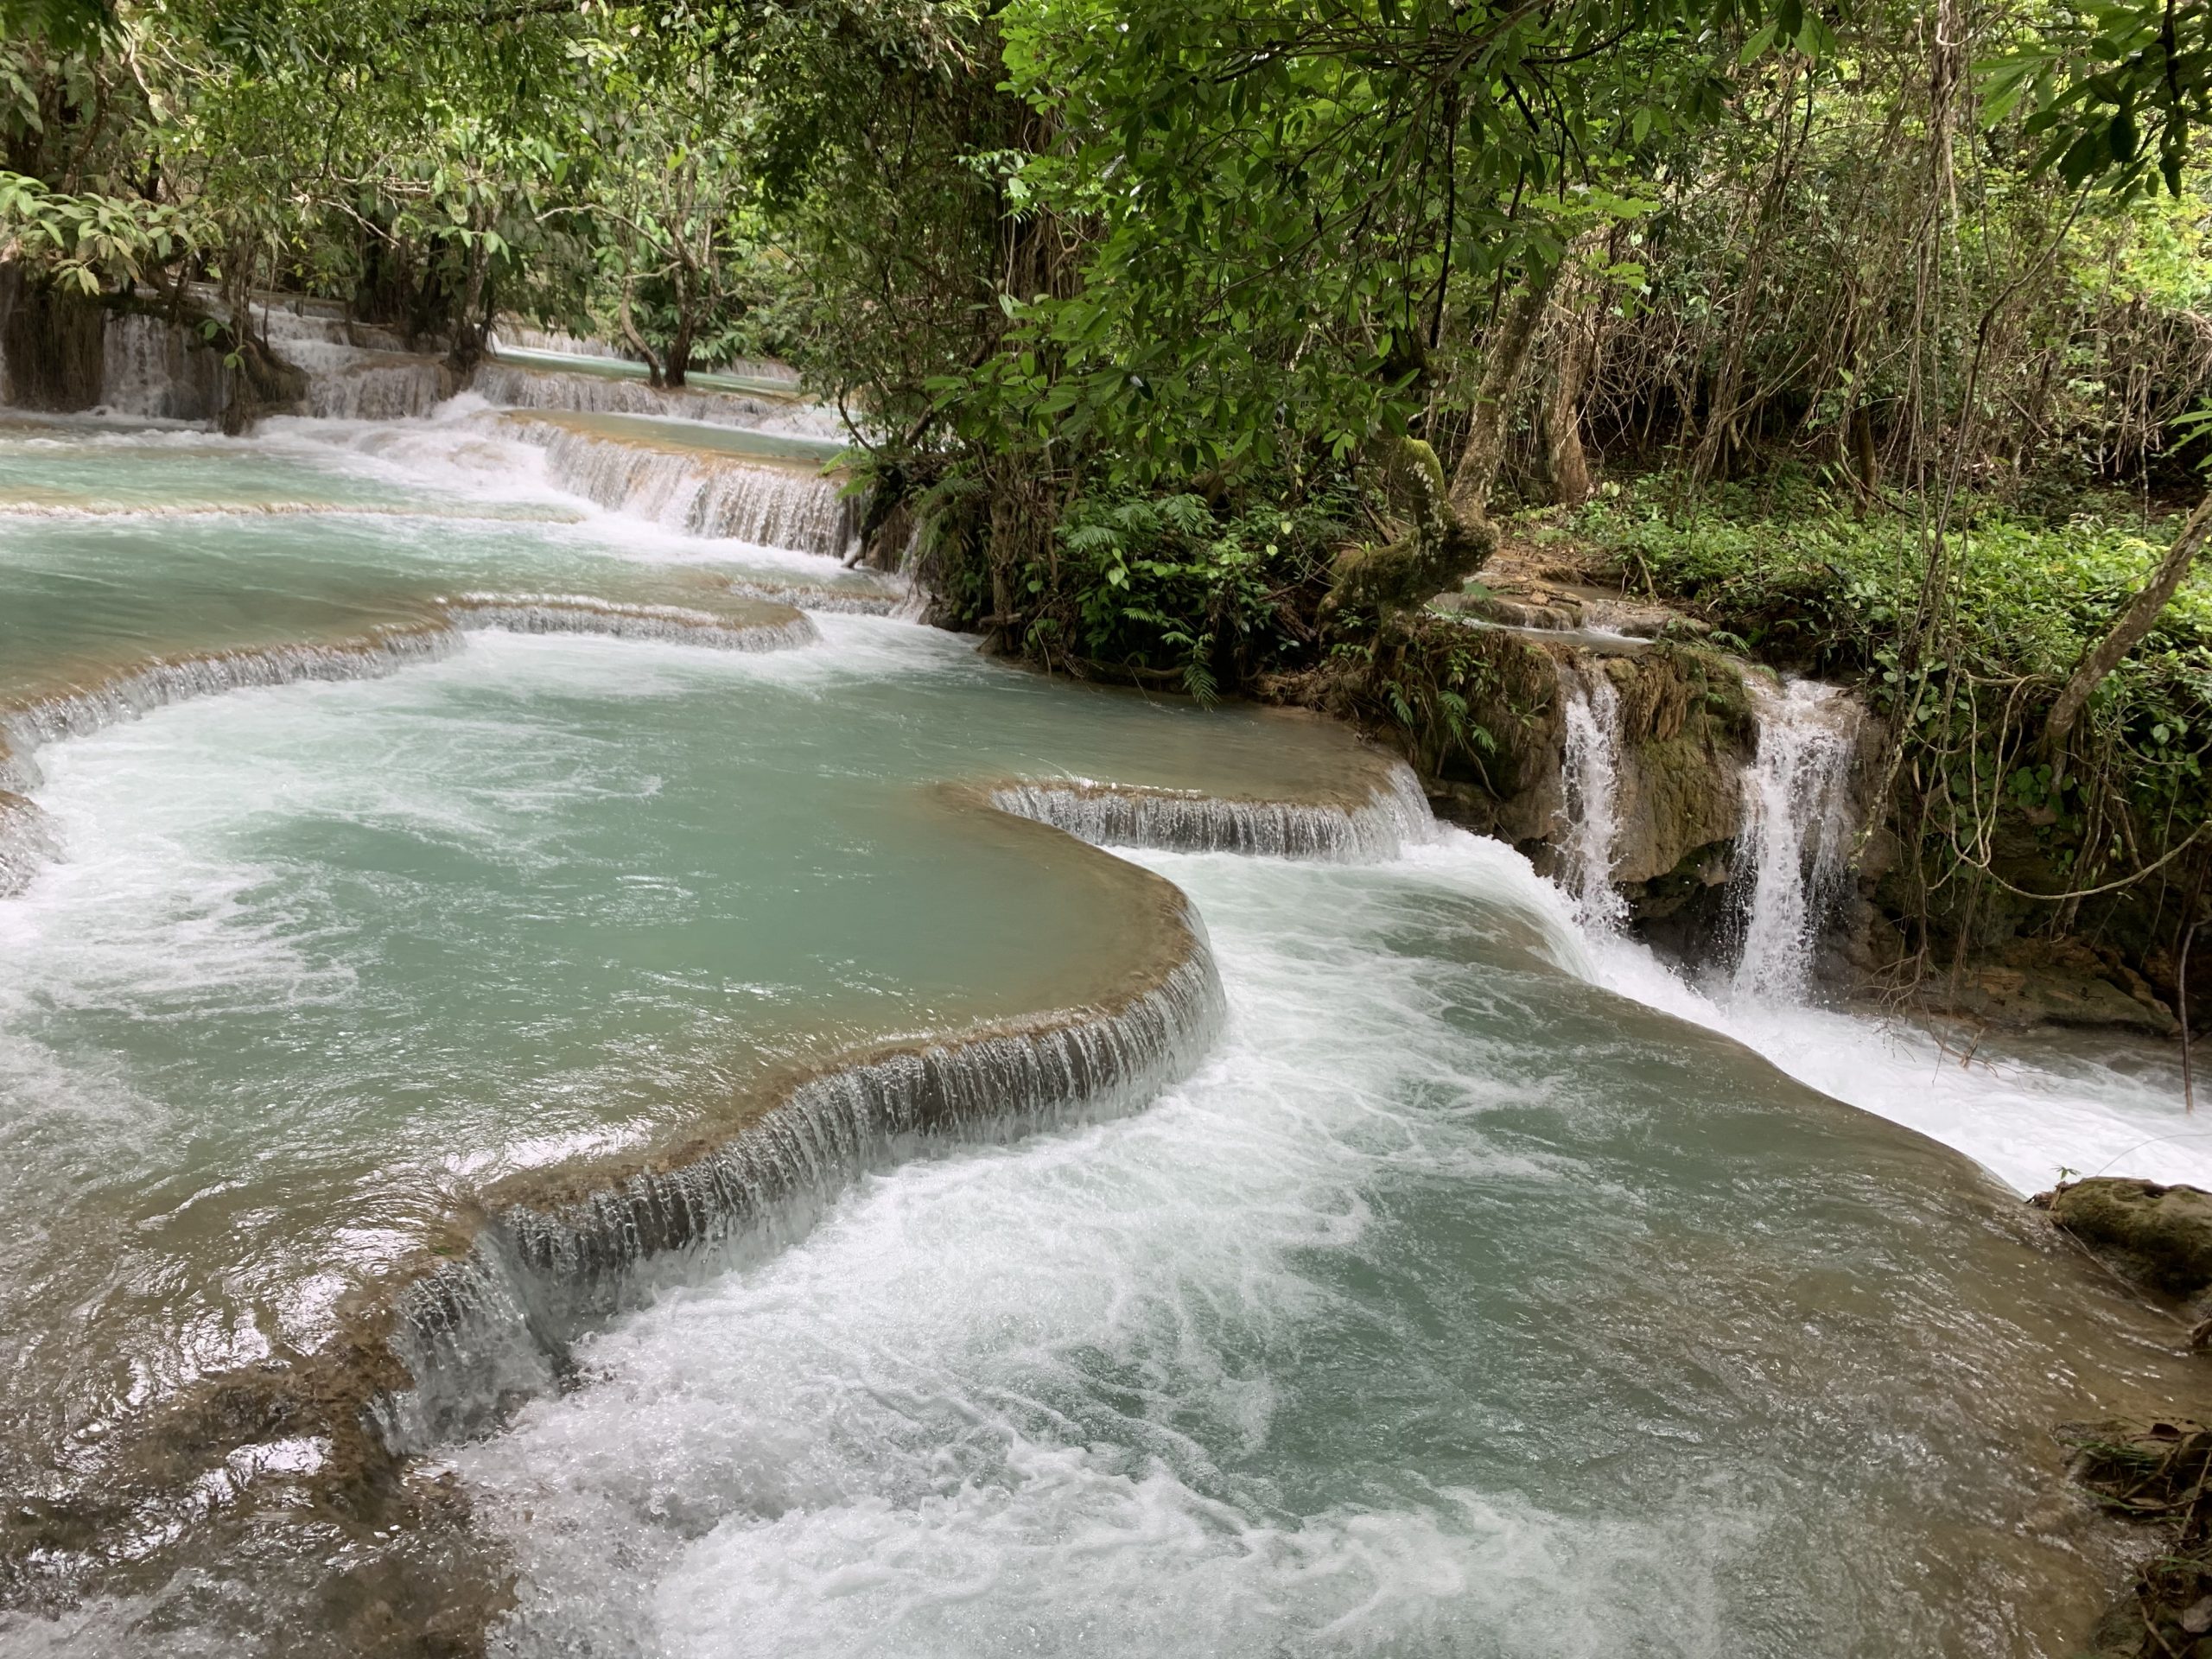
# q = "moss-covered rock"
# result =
<box><xmin>2041</xmin><ymin>1178</ymin><xmax>2212</xmax><ymax>1303</ymax></box>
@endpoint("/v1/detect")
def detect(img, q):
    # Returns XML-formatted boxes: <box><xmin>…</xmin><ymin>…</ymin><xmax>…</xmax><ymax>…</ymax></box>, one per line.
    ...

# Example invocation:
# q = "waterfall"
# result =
<box><xmin>371</xmin><ymin>904</ymin><xmax>1228</xmax><ymax>1451</ymax></box>
<box><xmin>505</xmin><ymin>416</ymin><xmax>859</xmax><ymax>558</ymax></box>
<box><xmin>98</xmin><ymin>313</ymin><xmax>229</xmax><ymax>422</ymax></box>
<box><xmin>1559</xmin><ymin>668</ymin><xmax>1628</xmax><ymax>930</ymax></box>
<box><xmin>487</xmin><ymin>321</ymin><xmax>629</xmax><ymax>360</ymax></box>
<box><xmin>474</xmin><ymin>362</ymin><xmax>839</xmax><ymax>437</ymax></box>
<box><xmin>1729</xmin><ymin>678</ymin><xmax>1862</xmax><ymax>1002</ymax></box>
<box><xmin>988</xmin><ymin>764</ymin><xmax>1433</xmax><ymax>861</ymax></box>
<box><xmin>0</xmin><ymin>791</ymin><xmax>56</xmax><ymax>899</ymax></box>
<box><xmin>442</xmin><ymin>594</ymin><xmax>818</xmax><ymax>652</ymax></box>
<box><xmin>302</xmin><ymin>361</ymin><xmax>448</xmax><ymax>421</ymax></box>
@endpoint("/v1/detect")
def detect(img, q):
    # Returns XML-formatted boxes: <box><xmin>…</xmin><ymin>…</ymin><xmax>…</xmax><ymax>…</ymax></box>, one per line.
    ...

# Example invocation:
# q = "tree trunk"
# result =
<box><xmin>2046</xmin><ymin>491</ymin><xmax>2212</xmax><ymax>762</ymax></box>
<box><xmin>618</xmin><ymin>282</ymin><xmax>665</xmax><ymax>389</ymax></box>
<box><xmin>665</xmin><ymin>293</ymin><xmax>694</xmax><ymax>390</ymax></box>
<box><xmin>1449</xmin><ymin>263</ymin><xmax>1561</xmax><ymax>524</ymax></box>
<box><xmin>446</xmin><ymin>233</ymin><xmax>490</xmax><ymax>376</ymax></box>
<box><xmin>1544</xmin><ymin>264</ymin><xmax>1603</xmax><ymax>506</ymax></box>
<box><xmin>1850</xmin><ymin>406</ymin><xmax>1879</xmax><ymax>497</ymax></box>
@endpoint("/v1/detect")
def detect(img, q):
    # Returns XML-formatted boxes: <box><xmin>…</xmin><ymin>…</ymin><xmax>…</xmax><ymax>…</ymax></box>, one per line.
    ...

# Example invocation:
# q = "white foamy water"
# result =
<box><xmin>1730</xmin><ymin>679</ymin><xmax>1862</xmax><ymax>1002</ymax></box>
<box><xmin>456</xmin><ymin>836</ymin><xmax>2182</xmax><ymax>1659</ymax></box>
<box><xmin>1393</xmin><ymin>832</ymin><xmax>2212</xmax><ymax>1196</ymax></box>
<box><xmin>1557</xmin><ymin>668</ymin><xmax>1624</xmax><ymax>930</ymax></box>
<box><xmin>5</xmin><ymin>397</ymin><xmax>2208</xmax><ymax>1656</ymax></box>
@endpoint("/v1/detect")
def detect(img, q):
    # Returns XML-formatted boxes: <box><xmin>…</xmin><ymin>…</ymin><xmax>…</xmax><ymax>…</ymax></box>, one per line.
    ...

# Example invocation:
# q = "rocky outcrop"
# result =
<box><xmin>2061</xmin><ymin>1418</ymin><xmax>2212</xmax><ymax>1659</ymax></box>
<box><xmin>1920</xmin><ymin>939</ymin><xmax>2181</xmax><ymax>1037</ymax></box>
<box><xmin>1421</xmin><ymin>627</ymin><xmax>1757</xmax><ymax>893</ymax></box>
<box><xmin>2036</xmin><ymin>1179</ymin><xmax>2212</xmax><ymax>1307</ymax></box>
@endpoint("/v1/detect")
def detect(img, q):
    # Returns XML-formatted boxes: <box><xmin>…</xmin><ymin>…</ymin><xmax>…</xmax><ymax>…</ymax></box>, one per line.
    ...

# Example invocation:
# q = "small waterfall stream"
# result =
<box><xmin>1730</xmin><ymin>678</ymin><xmax>1863</xmax><ymax>1001</ymax></box>
<box><xmin>1559</xmin><ymin>667</ymin><xmax>1627</xmax><ymax>930</ymax></box>
<box><xmin>1553</xmin><ymin>658</ymin><xmax>1861</xmax><ymax>998</ymax></box>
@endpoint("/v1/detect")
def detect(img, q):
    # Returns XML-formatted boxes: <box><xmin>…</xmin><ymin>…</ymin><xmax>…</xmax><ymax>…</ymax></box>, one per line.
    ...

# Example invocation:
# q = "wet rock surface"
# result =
<box><xmin>2037</xmin><ymin>1178</ymin><xmax>2212</xmax><ymax>1306</ymax></box>
<box><xmin>1918</xmin><ymin>940</ymin><xmax>2183</xmax><ymax>1037</ymax></box>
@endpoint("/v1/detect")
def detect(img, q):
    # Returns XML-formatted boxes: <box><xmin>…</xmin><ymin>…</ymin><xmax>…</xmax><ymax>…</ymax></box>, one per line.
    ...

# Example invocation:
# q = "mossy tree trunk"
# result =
<box><xmin>2046</xmin><ymin>491</ymin><xmax>2212</xmax><ymax>768</ymax></box>
<box><xmin>1448</xmin><ymin>264</ymin><xmax>1561</xmax><ymax>525</ymax></box>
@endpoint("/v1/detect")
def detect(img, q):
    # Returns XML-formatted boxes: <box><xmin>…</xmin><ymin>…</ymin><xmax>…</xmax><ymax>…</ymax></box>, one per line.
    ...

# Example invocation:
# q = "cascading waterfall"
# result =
<box><xmin>302</xmin><ymin>358</ymin><xmax>449</xmax><ymax>422</ymax></box>
<box><xmin>0</xmin><ymin>790</ymin><xmax>55</xmax><ymax>898</ymax></box>
<box><xmin>505</xmin><ymin>416</ymin><xmax>858</xmax><ymax>557</ymax></box>
<box><xmin>366</xmin><ymin>759</ymin><xmax>1436</xmax><ymax>1451</ymax></box>
<box><xmin>1559</xmin><ymin>666</ymin><xmax>1628</xmax><ymax>930</ymax></box>
<box><xmin>99</xmin><ymin>312</ymin><xmax>229</xmax><ymax>422</ymax></box>
<box><xmin>474</xmin><ymin>362</ymin><xmax>839</xmax><ymax>437</ymax></box>
<box><xmin>251</xmin><ymin>310</ymin><xmax>450</xmax><ymax>419</ymax></box>
<box><xmin>990</xmin><ymin>764</ymin><xmax>1433</xmax><ymax>862</ymax></box>
<box><xmin>442</xmin><ymin>594</ymin><xmax>818</xmax><ymax>652</ymax></box>
<box><xmin>487</xmin><ymin>322</ymin><xmax>628</xmax><ymax>360</ymax></box>
<box><xmin>1729</xmin><ymin>677</ymin><xmax>1863</xmax><ymax>1002</ymax></box>
<box><xmin>372</xmin><ymin>906</ymin><xmax>1227</xmax><ymax>1452</ymax></box>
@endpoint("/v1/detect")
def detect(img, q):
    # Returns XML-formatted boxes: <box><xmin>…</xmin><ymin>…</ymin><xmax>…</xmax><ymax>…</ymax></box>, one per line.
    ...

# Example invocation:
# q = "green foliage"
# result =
<box><xmin>1578</xmin><ymin>476</ymin><xmax>2212</xmax><ymax>856</ymax></box>
<box><xmin>1026</xmin><ymin>489</ymin><xmax>1349</xmax><ymax>693</ymax></box>
<box><xmin>0</xmin><ymin>171</ymin><xmax>209</xmax><ymax>292</ymax></box>
<box><xmin>967</xmin><ymin>0</ymin><xmax>1758</xmax><ymax>486</ymax></box>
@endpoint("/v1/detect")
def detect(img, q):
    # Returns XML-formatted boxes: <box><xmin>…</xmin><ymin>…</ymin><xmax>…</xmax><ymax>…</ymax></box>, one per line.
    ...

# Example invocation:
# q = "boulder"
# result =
<box><xmin>2040</xmin><ymin>1178</ymin><xmax>2212</xmax><ymax>1304</ymax></box>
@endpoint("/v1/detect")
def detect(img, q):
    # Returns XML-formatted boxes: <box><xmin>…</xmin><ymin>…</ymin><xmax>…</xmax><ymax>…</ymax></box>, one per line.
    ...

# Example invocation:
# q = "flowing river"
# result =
<box><xmin>0</xmin><ymin>371</ymin><xmax>2208</xmax><ymax>1656</ymax></box>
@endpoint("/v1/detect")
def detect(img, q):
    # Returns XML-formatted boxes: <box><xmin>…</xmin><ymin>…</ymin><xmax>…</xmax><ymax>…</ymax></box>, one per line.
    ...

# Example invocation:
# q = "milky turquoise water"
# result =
<box><xmin>0</xmin><ymin>410</ymin><xmax>2202</xmax><ymax>1658</ymax></box>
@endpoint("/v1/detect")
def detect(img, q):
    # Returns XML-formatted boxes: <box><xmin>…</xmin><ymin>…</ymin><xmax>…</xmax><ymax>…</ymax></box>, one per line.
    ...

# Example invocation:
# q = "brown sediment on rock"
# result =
<box><xmin>2057</xmin><ymin>1419</ymin><xmax>2212</xmax><ymax>1658</ymax></box>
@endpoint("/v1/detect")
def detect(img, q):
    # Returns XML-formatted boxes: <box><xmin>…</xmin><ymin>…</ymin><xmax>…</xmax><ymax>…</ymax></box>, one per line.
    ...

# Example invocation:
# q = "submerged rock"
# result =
<box><xmin>2037</xmin><ymin>1178</ymin><xmax>2212</xmax><ymax>1305</ymax></box>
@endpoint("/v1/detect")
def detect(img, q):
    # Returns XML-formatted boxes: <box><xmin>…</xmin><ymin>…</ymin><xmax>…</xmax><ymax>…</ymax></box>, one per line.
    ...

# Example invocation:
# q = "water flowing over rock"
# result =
<box><xmin>474</xmin><ymin>361</ymin><xmax>839</xmax><ymax>437</ymax></box>
<box><xmin>2039</xmin><ymin>1178</ymin><xmax>2212</xmax><ymax>1307</ymax></box>
<box><xmin>99</xmin><ymin>311</ymin><xmax>232</xmax><ymax>422</ymax></box>
<box><xmin>373</xmin><ymin>897</ymin><xmax>1227</xmax><ymax>1452</ymax></box>
<box><xmin>1559</xmin><ymin>664</ymin><xmax>1628</xmax><ymax>928</ymax></box>
<box><xmin>0</xmin><ymin>598</ymin><xmax>811</xmax><ymax>817</ymax></box>
<box><xmin>1729</xmin><ymin>677</ymin><xmax>1865</xmax><ymax>1001</ymax></box>
<box><xmin>496</xmin><ymin>412</ymin><xmax>858</xmax><ymax>557</ymax></box>
<box><xmin>988</xmin><ymin>763</ymin><xmax>1432</xmax><ymax>861</ymax></box>
<box><xmin>0</xmin><ymin>791</ymin><xmax>56</xmax><ymax>899</ymax></box>
<box><xmin>487</xmin><ymin>321</ymin><xmax>628</xmax><ymax>361</ymax></box>
<box><xmin>441</xmin><ymin>594</ymin><xmax>818</xmax><ymax>653</ymax></box>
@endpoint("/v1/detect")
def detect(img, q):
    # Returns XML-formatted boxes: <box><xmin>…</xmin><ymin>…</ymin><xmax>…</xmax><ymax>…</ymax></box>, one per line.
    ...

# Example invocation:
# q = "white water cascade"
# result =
<box><xmin>1729</xmin><ymin>678</ymin><xmax>1864</xmax><ymax>1002</ymax></box>
<box><xmin>1558</xmin><ymin>667</ymin><xmax>1627</xmax><ymax>930</ymax></box>
<box><xmin>99</xmin><ymin>313</ymin><xmax>229</xmax><ymax>422</ymax></box>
